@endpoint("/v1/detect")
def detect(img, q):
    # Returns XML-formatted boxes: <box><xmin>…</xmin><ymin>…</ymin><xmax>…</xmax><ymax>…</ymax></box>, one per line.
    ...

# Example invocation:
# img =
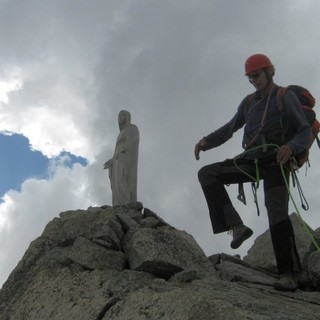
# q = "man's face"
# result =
<box><xmin>247</xmin><ymin>69</ymin><xmax>268</xmax><ymax>91</ymax></box>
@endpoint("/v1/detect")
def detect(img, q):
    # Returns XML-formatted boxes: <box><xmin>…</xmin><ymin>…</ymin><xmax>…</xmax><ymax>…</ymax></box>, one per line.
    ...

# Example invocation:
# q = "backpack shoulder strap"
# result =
<box><xmin>276</xmin><ymin>86</ymin><xmax>288</xmax><ymax>113</ymax></box>
<box><xmin>243</xmin><ymin>92</ymin><xmax>255</xmax><ymax>116</ymax></box>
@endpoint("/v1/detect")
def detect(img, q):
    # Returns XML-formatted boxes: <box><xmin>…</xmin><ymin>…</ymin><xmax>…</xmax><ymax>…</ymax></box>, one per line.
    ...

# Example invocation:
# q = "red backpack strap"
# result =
<box><xmin>243</xmin><ymin>92</ymin><xmax>255</xmax><ymax>116</ymax></box>
<box><xmin>276</xmin><ymin>86</ymin><xmax>288</xmax><ymax>113</ymax></box>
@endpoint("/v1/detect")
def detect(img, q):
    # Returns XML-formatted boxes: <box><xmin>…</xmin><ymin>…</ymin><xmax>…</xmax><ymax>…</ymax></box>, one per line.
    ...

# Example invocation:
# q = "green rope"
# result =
<box><xmin>279</xmin><ymin>163</ymin><xmax>320</xmax><ymax>251</ymax></box>
<box><xmin>233</xmin><ymin>143</ymin><xmax>320</xmax><ymax>251</ymax></box>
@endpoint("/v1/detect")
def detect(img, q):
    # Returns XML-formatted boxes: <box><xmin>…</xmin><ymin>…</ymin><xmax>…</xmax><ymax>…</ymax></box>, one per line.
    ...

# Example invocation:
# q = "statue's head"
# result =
<box><xmin>118</xmin><ymin>110</ymin><xmax>131</xmax><ymax>130</ymax></box>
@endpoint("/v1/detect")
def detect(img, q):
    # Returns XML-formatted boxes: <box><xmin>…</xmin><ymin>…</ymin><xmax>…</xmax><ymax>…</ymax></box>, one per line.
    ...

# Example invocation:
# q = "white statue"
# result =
<box><xmin>103</xmin><ymin>110</ymin><xmax>140</xmax><ymax>206</ymax></box>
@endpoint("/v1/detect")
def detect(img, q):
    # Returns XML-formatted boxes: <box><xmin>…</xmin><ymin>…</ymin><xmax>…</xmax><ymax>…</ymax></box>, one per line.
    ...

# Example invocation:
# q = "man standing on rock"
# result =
<box><xmin>194</xmin><ymin>54</ymin><xmax>311</xmax><ymax>291</ymax></box>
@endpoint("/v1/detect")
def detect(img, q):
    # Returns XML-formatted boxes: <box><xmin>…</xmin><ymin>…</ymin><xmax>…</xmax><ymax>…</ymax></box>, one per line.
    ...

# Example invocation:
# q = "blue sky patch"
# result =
<box><xmin>0</xmin><ymin>133</ymin><xmax>87</xmax><ymax>197</ymax></box>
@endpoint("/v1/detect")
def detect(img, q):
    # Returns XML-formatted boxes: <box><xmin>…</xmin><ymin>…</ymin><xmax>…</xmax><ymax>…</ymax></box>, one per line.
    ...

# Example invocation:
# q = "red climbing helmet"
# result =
<box><xmin>244</xmin><ymin>54</ymin><xmax>273</xmax><ymax>75</ymax></box>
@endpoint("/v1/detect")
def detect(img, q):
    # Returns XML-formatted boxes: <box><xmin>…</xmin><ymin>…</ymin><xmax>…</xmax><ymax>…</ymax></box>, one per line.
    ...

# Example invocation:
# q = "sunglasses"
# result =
<box><xmin>248</xmin><ymin>71</ymin><xmax>262</xmax><ymax>80</ymax></box>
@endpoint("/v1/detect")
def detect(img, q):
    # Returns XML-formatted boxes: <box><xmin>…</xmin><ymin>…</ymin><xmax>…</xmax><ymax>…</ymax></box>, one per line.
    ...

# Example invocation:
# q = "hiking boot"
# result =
<box><xmin>230</xmin><ymin>224</ymin><xmax>253</xmax><ymax>249</ymax></box>
<box><xmin>274</xmin><ymin>273</ymin><xmax>298</xmax><ymax>292</ymax></box>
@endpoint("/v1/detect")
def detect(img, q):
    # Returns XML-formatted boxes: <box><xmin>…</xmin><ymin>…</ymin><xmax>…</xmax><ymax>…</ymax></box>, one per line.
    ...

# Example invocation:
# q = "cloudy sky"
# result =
<box><xmin>1</xmin><ymin>0</ymin><xmax>320</xmax><ymax>287</ymax></box>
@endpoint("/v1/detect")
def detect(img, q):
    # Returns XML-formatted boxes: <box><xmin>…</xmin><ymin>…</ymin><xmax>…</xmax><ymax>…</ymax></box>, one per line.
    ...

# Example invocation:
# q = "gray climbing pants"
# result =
<box><xmin>198</xmin><ymin>153</ymin><xmax>290</xmax><ymax>233</ymax></box>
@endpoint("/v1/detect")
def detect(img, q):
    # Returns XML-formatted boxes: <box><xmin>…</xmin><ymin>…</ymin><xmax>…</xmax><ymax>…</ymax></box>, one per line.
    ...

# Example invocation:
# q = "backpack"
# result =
<box><xmin>276</xmin><ymin>85</ymin><xmax>320</xmax><ymax>167</ymax></box>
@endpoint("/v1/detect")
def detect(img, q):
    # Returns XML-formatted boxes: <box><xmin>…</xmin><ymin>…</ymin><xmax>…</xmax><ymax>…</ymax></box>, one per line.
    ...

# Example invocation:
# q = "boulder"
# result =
<box><xmin>243</xmin><ymin>213</ymin><xmax>317</xmax><ymax>273</ymax></box>
<box><xmin>123</xmin><ymin>227</ymin><xmax>211</xmax><ymax>279</ymax></box>
<box><xmin>0</xmin><ymin>204</ymin><xmax>320</xmax><ymax>320</ymax></box>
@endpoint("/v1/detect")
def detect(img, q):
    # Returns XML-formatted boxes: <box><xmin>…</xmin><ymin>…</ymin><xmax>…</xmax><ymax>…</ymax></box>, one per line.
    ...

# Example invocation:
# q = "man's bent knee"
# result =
<box><xmin>198</xmin><ymin>164</ymin><xmax>219</xmax><ymax>186</ymax></box>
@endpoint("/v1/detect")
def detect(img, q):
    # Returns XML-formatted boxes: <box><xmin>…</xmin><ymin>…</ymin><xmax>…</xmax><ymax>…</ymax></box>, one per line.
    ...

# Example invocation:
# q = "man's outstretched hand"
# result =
<box><xmin>194</xmin><ymin>139</ymin><xmax>207</xmax><ymax>160</ymax></box>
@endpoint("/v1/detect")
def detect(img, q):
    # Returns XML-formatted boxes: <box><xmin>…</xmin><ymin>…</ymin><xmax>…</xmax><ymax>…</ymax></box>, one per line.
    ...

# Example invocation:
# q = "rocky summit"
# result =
<box><xmin>0</xmin><ymin>203</ymin><xmax>320</xmax><ymax>320</ymax></box>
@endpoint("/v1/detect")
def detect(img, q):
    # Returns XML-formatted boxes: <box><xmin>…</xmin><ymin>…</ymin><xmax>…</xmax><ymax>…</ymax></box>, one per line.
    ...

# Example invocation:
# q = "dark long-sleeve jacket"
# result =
<box><xmin>203</xmin><ymin>85</ymin><xmax>311</xmax><ymax>158</ymax></box>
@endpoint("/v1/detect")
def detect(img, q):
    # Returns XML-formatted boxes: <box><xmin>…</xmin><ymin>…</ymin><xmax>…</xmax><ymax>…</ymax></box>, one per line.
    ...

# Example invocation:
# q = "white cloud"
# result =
<box><xmin>0</xmin><ymin>79</ymin><xmax>22</xmax><ymax>104</ymax></box>
<box><xmin>0</xmin><ymin>67</ymin><xmax>23</xmax><ymax>104</ymax></box>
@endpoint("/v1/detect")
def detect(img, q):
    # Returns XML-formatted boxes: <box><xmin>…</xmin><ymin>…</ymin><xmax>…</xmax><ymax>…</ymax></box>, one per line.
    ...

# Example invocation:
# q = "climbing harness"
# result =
<box><xmin>233</xmin><ymin>143</ymin><xmax>320</xmax><ymax>251</ymax></box>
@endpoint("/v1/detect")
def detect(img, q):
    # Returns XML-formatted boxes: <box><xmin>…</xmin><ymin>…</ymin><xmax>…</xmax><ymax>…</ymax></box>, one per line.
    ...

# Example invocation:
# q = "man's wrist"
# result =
<box><xmin>201</xmin><ymin>138</ymin><xmax>207</xmax><ymax>150</ymax></box>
